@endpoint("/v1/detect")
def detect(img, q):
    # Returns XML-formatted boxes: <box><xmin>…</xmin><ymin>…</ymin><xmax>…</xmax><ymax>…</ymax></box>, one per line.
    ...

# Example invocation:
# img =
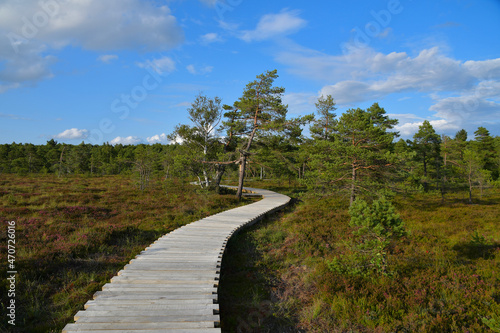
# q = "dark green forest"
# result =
<box><xmin>2</xmin><ymin>105</ymin><xmax>499</xmax><ymax>204</ymax></box>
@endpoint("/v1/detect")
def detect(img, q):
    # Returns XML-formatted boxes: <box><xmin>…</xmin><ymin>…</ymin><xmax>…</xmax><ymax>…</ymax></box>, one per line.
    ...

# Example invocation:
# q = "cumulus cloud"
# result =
<box><xmin>240</xmin><ymin>9</ymin><xmax>306</xmax><ymax>42</ymax></box>
<box><xmin>98</xmin><ymin>54</ymin><xmax>118</xmax><ymax>63</ymax></box>
<box><xmin>109</xmin><ymin>136</ymin><xmax>142</xmax><ymax>145</ymax></box>
<box><xmin>0</xmin><ymin>0</ymin><xmax>184</xmax><ymax>92</ymax></box>
<box><xmin>0</xmin><ymin>39</ymin><xmax>56</xmax><ymax>92</ymax></box>
<box><xmin>147</xmin><ymin>133</ymin><xmax>169</xmax><ymax>144</ymax></box>
<box><xmin>306</xmin><ymin>47</ymin><xmax>500</xmax><ymax>129</ymax></box>
<box><xmin>395</xmin><ymin>119</ymin><xmax>459</xmax><ymax>138</ymax></box>
<box><xmin>276</xmin><ymin>42</ymin><xmax>500</xmax><ymax>135</ymax></box>
<box><xmin>201</xmin><ymin>32</ymin><xmax>223</xmax><ymax>44</ymax></box>
<box><xmin>169</xmin><ymin>134</ymin><xmax>185</xmax><ymax>145</ymax></box>
<box><xmin>54</xmin><ymin>128</ymin><xmax>89</xmax><ymax>140</ymax></box>
<box><xmin>283</xmin><ymin>92</ymin><xmax>317</xmax><ymax>115</ymax></box>
<box><xmin>0</xmin><ymin>0</ymin><xmax>183</xmax><ymax>51</ymax></box>
<box><xmin>137</xmin><ymin>56</ymin><xmax>176</xmax><ymax>75</ymax></box>
<box><xmin>186</xmin><ymin>64</ymin><xmax>213</xmax><ymax>75</ymax></box>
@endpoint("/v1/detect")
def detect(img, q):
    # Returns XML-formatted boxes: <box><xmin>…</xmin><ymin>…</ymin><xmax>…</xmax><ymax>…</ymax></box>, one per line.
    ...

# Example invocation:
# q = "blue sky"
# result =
<box><xmin>1</xmin><ymin>0</ymin><xmax>499</xmax><ymax>145</ymax></box>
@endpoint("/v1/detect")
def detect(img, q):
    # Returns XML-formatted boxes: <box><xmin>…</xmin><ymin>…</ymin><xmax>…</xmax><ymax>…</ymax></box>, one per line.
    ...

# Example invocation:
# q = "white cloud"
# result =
<box><xmin>240</xmin><ymin>9</ymin><xmax>307</xmax><ymax>42</ymax></box>
<box><xmin>320</xmin><ymin>81</ymin><xmax>383</xmax><ymax>106</ymax></box>
<box><xmin>98</xmin><ymin>54</ymin><xmax>118</xmax><ymax>63</ymax></box>
<box><xmin>137</xmin><ymin>57</ymin><xmax>176</xmax><ymax>75</ymax></box>
<box><xmin>377</xmin><ymin>27</ymin><xmax>392</xmax><ymax>39</ymax></box>
<box><xmin>277</xmin><ymin>42</ymin><xmax>500</xmax><ymax>136</ymax></box>
<box><xmin>0</xmin><ymin>113</ymin><xmax>32</xmax><ymax>121</ymax></box>
<box><xmin>174</xmin><ymin>101</ymin><xmax>191</xmax><ymax>108</ymax></box>
<box><xmin>109</xmin><ymin>136</ymin><xmax>142</xmax><ymax>145</ymax></box>
<box><xmin>54</xmin><ymin>128</ymin><xmax>89</xmax><ymax>140</ymax></box>
<box><xmin>283</xmin><ymin>92</ymin><xmax>317</xmax><ymax>115</ymax></box>
<box><xmin>169</xmin><ymin>134</ymin><xmax>184</xmax><ymax>144</ymax></box>
<box><xmin>395</xmin><ymin>119</ymin><xmax>460</xmax><ymax>138</ymax></box>
<box><xmin>186</xmin><ymin>64</ymin><xmax>213</xmax><ymax>75</ymax></box>
<box><xmin>0</xmin><ymin>0</ymin><xmax>184</xmax><ymax>92</ymax></box>
<box><xmin>201</xmin><ymin>32</ymin><xmax>223</xmax><ymax>44</ymax></box>
<box><xmin>0</xmin><ymin>83</ymin><xmax>21</xmax><ymax>94</ymax></box>
<box><xmin>186</xmin><ymin>65</ymin><xmax>197</xmax><ymax>75</ymax></box>
<box><xmin>0</xmin><ymin>0</ymin><xmax>184</xmax><ymax>51</ymax></box>
<box><xmin>147</xmin><ymin>133</ymin><xmax>169</xmax><ymax>144</ymax></box>
<box><xmin>0</xmin><ymin>39</ymin><xmax>56</xmax><ymax>92</ymax></box>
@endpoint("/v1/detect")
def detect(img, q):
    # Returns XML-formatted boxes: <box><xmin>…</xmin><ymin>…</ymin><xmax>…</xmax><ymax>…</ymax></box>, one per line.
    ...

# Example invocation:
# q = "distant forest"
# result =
<box><xmin>2</xmin><ymin>124</ymin><xmax>499</xmax><ymax>199</ymax></box>
<box><xmin>2</xmin><ymin>70</ymin><xmax>500</xmax><ymax>204</ymax></box>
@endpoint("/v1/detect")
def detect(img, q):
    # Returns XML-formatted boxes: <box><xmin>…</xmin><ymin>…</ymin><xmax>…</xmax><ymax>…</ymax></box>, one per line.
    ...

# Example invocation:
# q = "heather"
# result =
<box><xmin>0</xmin><ymin>174</ymin><xmax>253</xmax><ymax>333</ymax></box>
<box><xmin>219</xmin><ymin>182</ymin><xmax>500</xmax><ymax>332</ymax></box>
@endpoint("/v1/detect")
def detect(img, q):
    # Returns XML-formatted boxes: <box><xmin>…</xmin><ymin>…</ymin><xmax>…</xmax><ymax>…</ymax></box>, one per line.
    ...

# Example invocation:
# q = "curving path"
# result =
<box><xmin>62</xmin><ymin>186</ymin><xmax>290</xmax><ymax>333</ymax></box>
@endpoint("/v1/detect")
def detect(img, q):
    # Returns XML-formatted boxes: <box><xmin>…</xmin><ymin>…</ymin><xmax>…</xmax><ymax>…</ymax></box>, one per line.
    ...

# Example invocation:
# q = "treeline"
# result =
<box><xmin>2</xmin><ymin>70</ymin><xmax>500</xmax><ymax>204</ymax></box>
<box><xmin>0</xmin><ymin>140</ymin><xmax>175</xmax><ymax>176</ymax></box>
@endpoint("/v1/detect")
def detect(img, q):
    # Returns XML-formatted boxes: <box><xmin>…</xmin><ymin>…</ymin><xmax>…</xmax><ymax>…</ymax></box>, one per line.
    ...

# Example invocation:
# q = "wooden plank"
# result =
<box><xmin>93</xmin><ymin>291</ymin><xmax>218</xmax><ymax>300</ymax></box>
<box><xmin>78</xmin><ymin>308</ymin><xmax>215</xmax><ymax>315</ymax></box>
<box><xmin>75</xmin><ymin>311</ymin><xmax>219</xmax><ymax>320</ymax></box>
<box><xmin>72</xmin><ymin>317</ymin><xmax>216</xmax><ymax>324</ymax></box>
<box><xmin>85</xmin><ymin>300</ymin><xmax>218</xmax><ymax>309</ymax></box>
<box><xmin>64</xmin><ymin>329</ymin><xmax>221</xmax><ymax>333</ymax></box>
<box><xmin>64</xmin><ymin>322</ymin><xmax>216</xmax><ymax>330</ymax></box>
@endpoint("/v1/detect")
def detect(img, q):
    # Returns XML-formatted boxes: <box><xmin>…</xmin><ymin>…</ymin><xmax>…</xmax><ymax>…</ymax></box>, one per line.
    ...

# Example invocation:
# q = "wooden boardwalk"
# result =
<box><xmin>62</xmin><ymin>186</ymin><xmax>290</xmax><ymax>333</ymax></box>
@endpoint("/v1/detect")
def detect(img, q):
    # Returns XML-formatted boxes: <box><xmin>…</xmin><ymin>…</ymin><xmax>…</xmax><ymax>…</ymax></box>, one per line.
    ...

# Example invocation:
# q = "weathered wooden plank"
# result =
<box><xmin>111</xmin><ymin>276</ymin><xmax>219</xmax><ymax>282</ymax></box>
<box><xmin>85</xmin><ymin>300</ymin><xmax>218</xmax><ymax>309</ymax></box>
<box><xmin>77</xmin><ymin>308</ymin><xmax>215</xmax><ymax>316</ymax></box>
<box><xmin>102</xmin><ymin>283</ymin><xmax>216</xmax><ymax>289</ymax></box>
<box><xmin>72</xmin><ymin>316</ymin><xmax>216</xmax><ymax>324</ymax></box>
<box><xmin>117</xmin><ymin>270</ymin><xmax>219</xmax><ymax>276</ymax></box>
<box><xmin>93</xmin><ymin>291</ymin><xmax>218</xmax><ymax>300</ymax></box>
<box><xmin>64</xmin><ymin>329</ymin><xmax>221</xmax><ymax>333</ymax></box>
<box><xmin>75</xmin><ymin>311</ymin><xmax>219</xmax><ymax>320</ymax></box>
<box><xmin>63</xmin><ymin>322</ymin><xmax>216</xmax><ymax>330</ymax></box>
<box><xmin>85</xmin><ymin>296</ymin><xmax>215</xmax><ymax>302</ymax></box>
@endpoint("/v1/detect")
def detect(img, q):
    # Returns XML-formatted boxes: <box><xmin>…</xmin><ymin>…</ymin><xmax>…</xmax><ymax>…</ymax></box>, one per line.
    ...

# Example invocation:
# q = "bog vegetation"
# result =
<box><xmin>1</xmin><ymin>70</ymin><xmax>499</xmax><ymax>332</ymax></box>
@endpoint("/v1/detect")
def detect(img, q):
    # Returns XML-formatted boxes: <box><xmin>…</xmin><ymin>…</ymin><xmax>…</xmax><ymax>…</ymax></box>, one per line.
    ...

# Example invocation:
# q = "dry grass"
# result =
<box><xmin>220</xmin><ymin>184</ymin><xmax>500</xmax><ymax>332</ymax></box>
<box><xmin>0</xmin><ymin>174</ymin><xmax>252</xmax><ymax>333</ymax></box>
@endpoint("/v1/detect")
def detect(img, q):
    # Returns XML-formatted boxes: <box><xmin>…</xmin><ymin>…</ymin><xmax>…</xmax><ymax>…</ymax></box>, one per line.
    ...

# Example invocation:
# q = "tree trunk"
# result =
<box><xmin>28</xmin><ymin>153</ymin><xmax>33</xmax><ymax>173</ymax></box>
<box><xmin>236</xmin><ymin>154</ymin><xmax>247</xmax><ymax>200</ymax></box>
<box><xmin>212</xmin><ymin>163</ymin><xmax>226</xmax><ymax>194</ymax></box>
<box><xmin>350</xmin><ymin>164</ymin><xmax>356</xmax><ymax>206</ymax></box>
<box><xmin>468</xmin><ymin>164</ymin><xmax>473</xmax><ymax>204</ymax></box>
<box><xmin>422</xmin><ymin>151</ymin><xmax>428</xmax><ymax>192</ymax></box>
<box><xmin>58</xmin><ymin>146</ymin><xmax>66</xmax><ymax>178</ymax></box>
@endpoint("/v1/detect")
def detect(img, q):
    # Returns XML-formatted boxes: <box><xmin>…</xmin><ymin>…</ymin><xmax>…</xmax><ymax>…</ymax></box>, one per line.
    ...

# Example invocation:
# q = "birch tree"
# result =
<box><xmin>169</xmin><ymin>93</ymin><xmax>223</xmax><ymax>188</ymax></box>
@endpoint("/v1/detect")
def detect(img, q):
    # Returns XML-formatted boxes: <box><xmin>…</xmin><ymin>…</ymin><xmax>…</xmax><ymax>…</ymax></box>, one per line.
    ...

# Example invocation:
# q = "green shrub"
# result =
<box><xmin>328</xmin><ymin>196</ymin><xmax>406</xmax><ymax>276</ymax></box>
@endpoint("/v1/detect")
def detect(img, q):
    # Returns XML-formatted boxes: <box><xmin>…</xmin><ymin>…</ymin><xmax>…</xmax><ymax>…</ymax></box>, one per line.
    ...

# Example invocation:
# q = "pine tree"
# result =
<box><xmin>310</xmin><ymin>95</ymin><xmax>337</xmax><ymax>141</ymax></box>
<box><xmin>474</xmin><ymin>127</ymin><xmax>498</xmax><ymax>180</ymax></box>
<box><xmin>223</xmin><ymin>70</ymin><xmax>288</xmax><ymax>199</ymax></box>
<box><xmin>412</xmin><ymin>120</ymin><xmax>442</xmax><ymax>192</ymax></box>
<box><xmin>307</xmin><ymin>103</ymin><xmax>399</xmax><ymax>205</ymax></box>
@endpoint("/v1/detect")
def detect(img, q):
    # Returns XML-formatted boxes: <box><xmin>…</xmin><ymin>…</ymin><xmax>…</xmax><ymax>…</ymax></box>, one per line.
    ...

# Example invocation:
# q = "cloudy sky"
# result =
<box><xmin>1</xmin><ymin>0</ymin><xmax>499</xmax><ymax>144</ymax></box>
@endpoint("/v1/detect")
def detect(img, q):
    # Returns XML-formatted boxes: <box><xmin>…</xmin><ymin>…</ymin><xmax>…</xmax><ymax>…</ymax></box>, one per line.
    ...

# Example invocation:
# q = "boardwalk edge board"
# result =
<box><xmin>62</xmin><ymin>185</ymin><xmax>290</xmax><ymax>333</ymax></box>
